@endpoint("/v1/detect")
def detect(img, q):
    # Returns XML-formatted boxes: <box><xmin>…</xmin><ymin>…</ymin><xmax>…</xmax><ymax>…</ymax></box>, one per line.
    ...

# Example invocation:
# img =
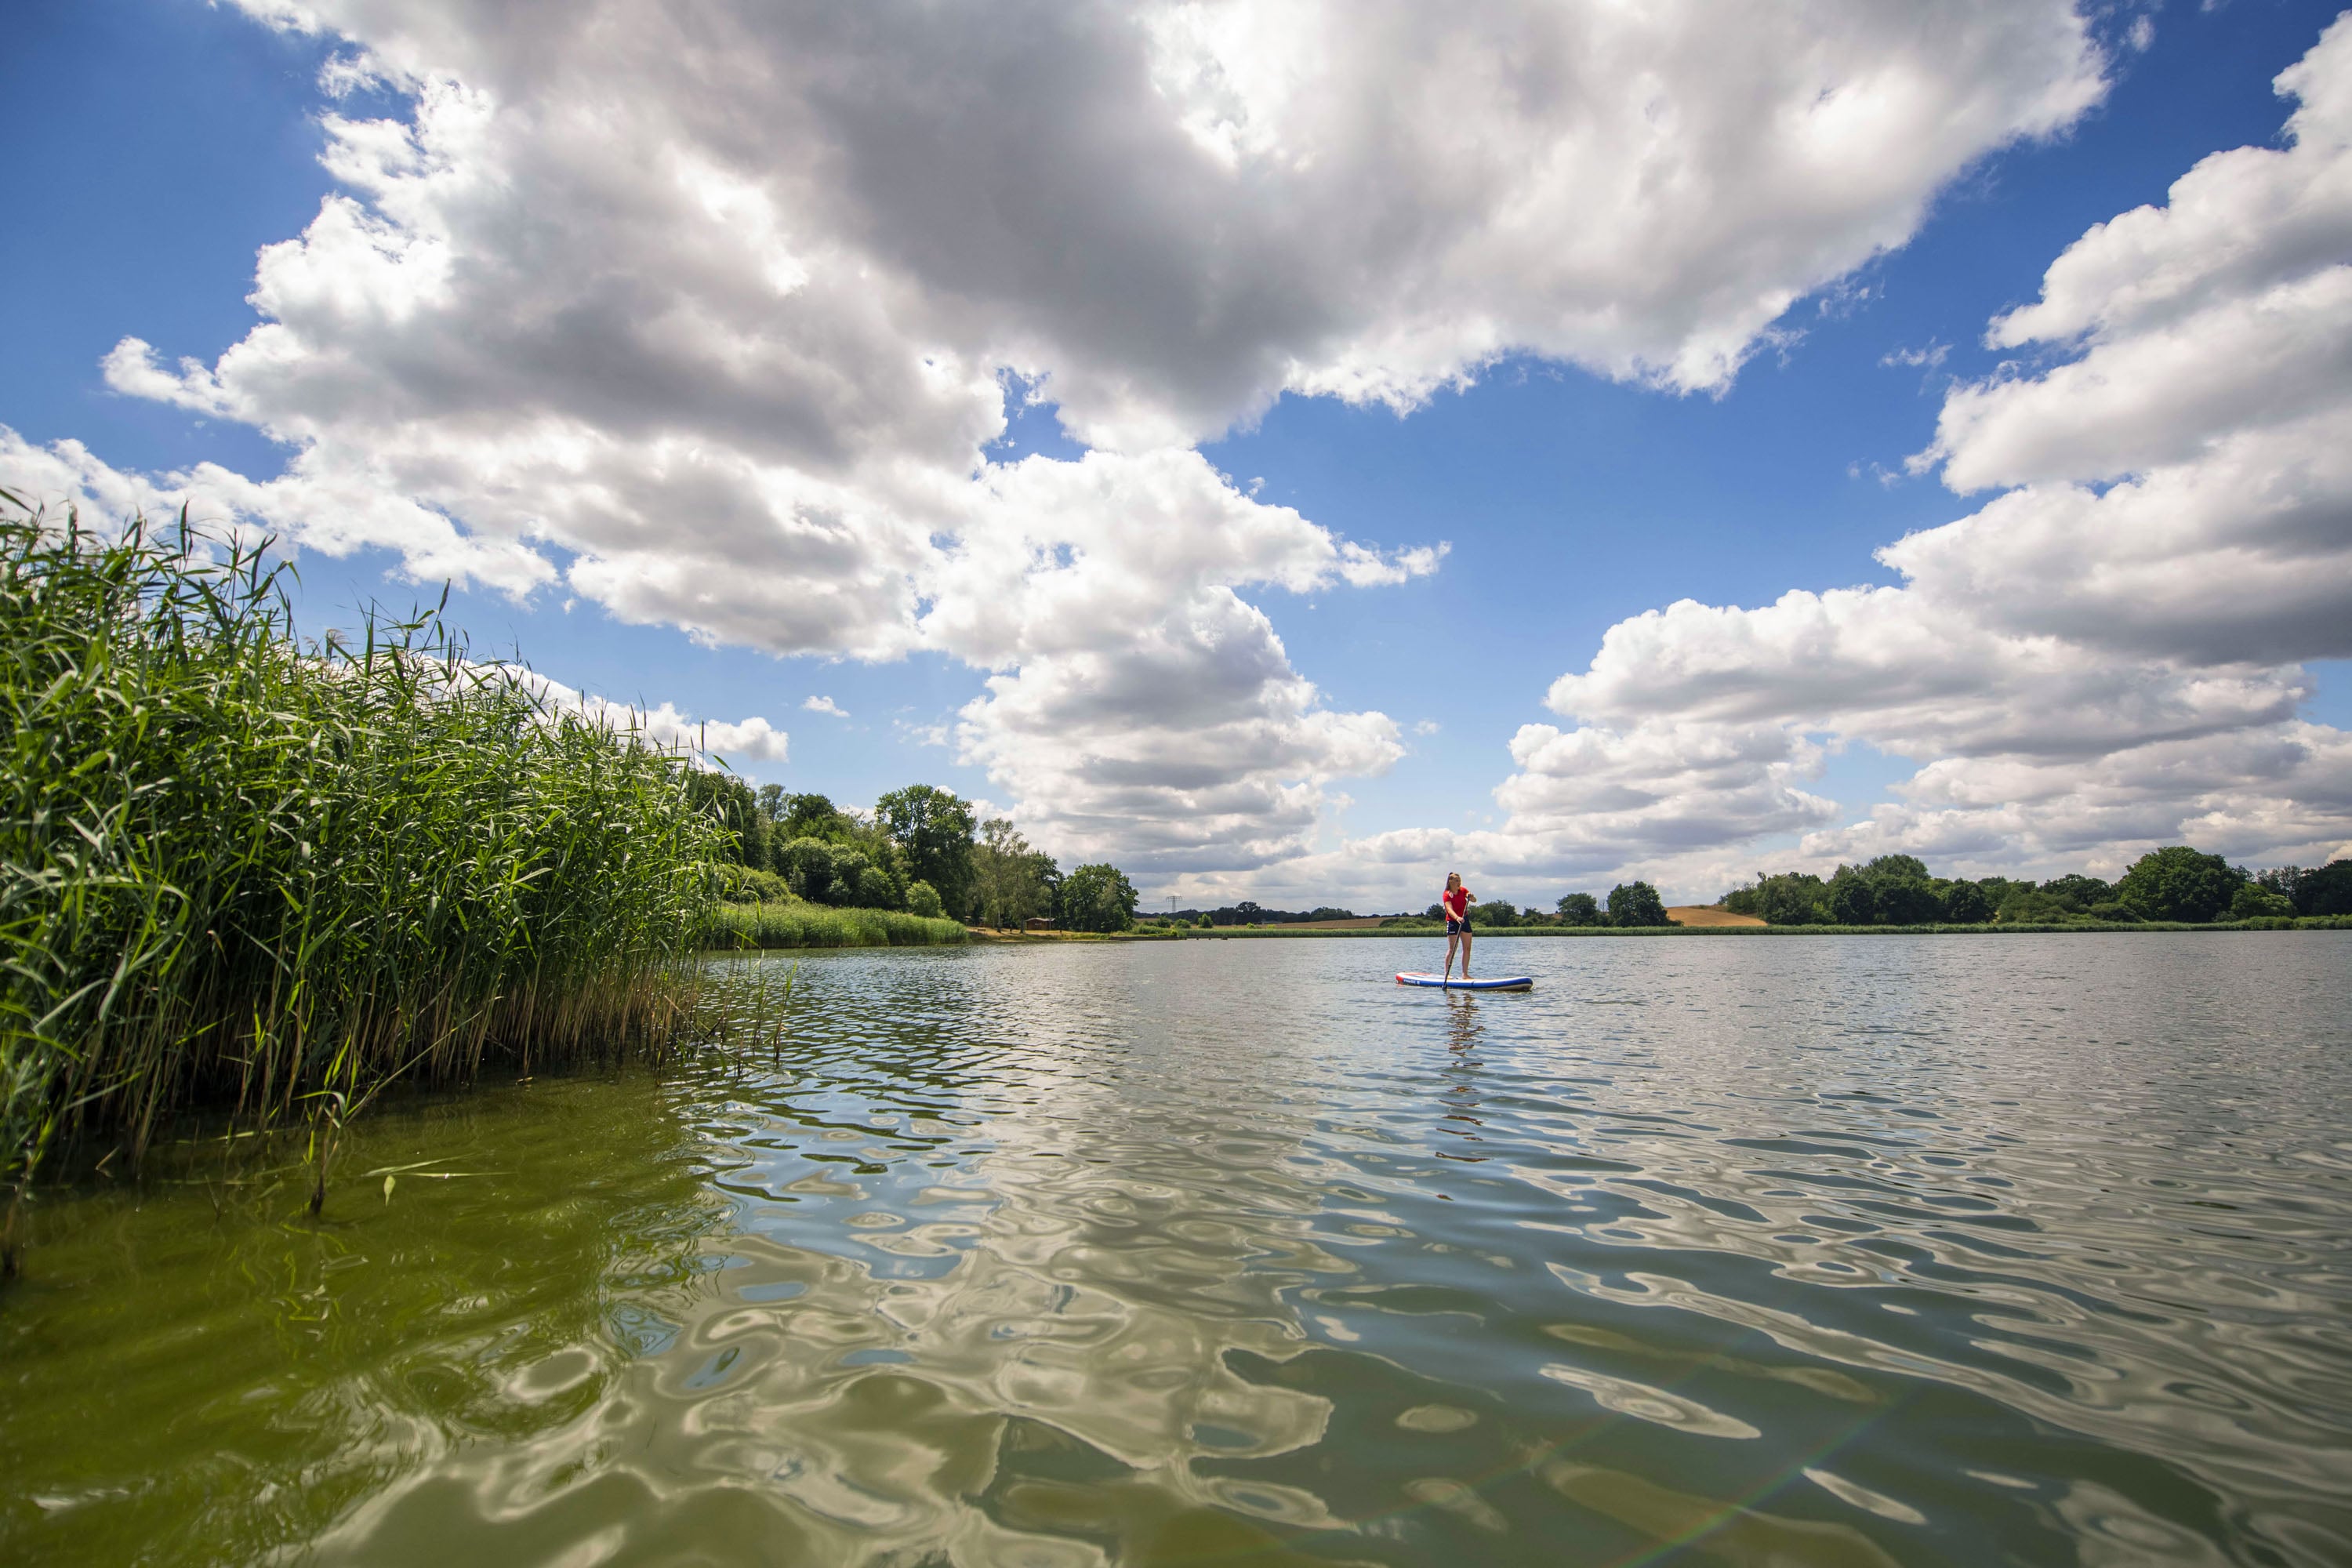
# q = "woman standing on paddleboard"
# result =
<box><xmin>1441</xmin><ymin>872</ymin><xmax>1475</xmax><ymax>981</ymax></box>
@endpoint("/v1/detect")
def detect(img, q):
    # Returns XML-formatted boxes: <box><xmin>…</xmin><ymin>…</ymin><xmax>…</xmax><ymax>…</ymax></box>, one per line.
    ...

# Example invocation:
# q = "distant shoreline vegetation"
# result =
<box><xmin>1713</xmin><ymin>850</ymin><xmax>2350</xmax><ymax>930</ymax></box>
<box><xmin>1116</xmin><ymin>851</ymin><xmax>2352</xmax><ymax>937</ymax></box>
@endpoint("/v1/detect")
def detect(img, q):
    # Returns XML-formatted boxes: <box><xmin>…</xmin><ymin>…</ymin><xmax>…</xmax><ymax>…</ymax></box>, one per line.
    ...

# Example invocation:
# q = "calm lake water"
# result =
<box><xmin>5</xmin><ymin>934</ymin><xmax>2351</xmax><ymax>1566</ymax></box>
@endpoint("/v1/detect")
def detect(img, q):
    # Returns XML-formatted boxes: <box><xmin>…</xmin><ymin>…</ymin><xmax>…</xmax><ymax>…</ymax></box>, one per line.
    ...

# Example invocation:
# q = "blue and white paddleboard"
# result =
<box><xmin>1396</xmin><ymin>972</ymin><xmax>1534</xmax><ymax>991</ymax></box>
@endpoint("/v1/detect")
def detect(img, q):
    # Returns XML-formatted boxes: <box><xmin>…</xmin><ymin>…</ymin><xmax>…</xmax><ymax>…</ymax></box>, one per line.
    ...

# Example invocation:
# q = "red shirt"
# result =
<box><xmin>1442</xmin><ymin>886</ymin><xmax>1471</xmax><ymax>920</ymax></box>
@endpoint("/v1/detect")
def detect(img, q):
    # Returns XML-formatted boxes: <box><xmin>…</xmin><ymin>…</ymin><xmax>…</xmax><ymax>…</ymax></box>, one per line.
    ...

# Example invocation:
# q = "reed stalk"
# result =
<box><xmin>0</xmin><ymin>494</ymin><xmax>732</xmax><ymax>1261</ymax></box>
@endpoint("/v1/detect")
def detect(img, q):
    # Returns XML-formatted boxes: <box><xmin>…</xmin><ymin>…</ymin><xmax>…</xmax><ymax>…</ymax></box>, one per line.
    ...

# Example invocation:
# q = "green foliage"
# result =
<box><xmin>876</xmin><ymin>785</ymin><xmax>978</xmax><ymax>918</ymax></box>
<box><xmin>0</xmin><ymin>501</ymin><xmax>725</xmax><ymax>1203</ymax></box>
<box><xmin>1195</xmin><ymin>913</ymin><xmax>1214</xmax><ymax>929</ymax></box>
<box><xmin>687</xmin><ymin>771</ymin><xmax>765</xmax><ymax>867</ymax></box>
<box><xmin>711</xmin><ymin>902</ymin><xmax>965</xmax><ymax>949</ymax></box>
<box><xmin>1555</xmin><ymin>892</ymin><xmax>1601</xmax><ymax>926</ymax></box>
<box><xmin>971</xmin><ymin>818</ymin><xmax>1058</xmax><ymax>928</ymax></box>
<box><xmin>905</xmin><ymin>880</ymin><xmax>945</xmax><ymax>919</ymax></box>
<box><xmin>1472</xmin><ymin>899</ymin><xmax>1518</xmax><ymax>927</ymax></box>
<box><xmin>1828</xmin><ymin>869</ymin><xmax>1877</xmax><ymax>925</ymax></box>
<box><xmin>1735</xmin><ymin>872</ymin><xmax>1830</xmax><ymax>925</ymax></box>
<box><xmin>2117</xmin><ymin>846</ymin><xmax>2245</xmax><ymax>924</ymax></box>
<box><xmin>2041</xmin><ymin>873</ymin><xmax>2114</xmax><ymax>908</ymax></box>
<box><xmin>1939</xmin><ymin>879</ymin><xmax>1994</xmax><ymax>924</ymax></box>
<box><xmin>1998</xmin><ymin>890</ymin><xmax>2091</xmax><ymax>924</ymax></box>
<box><xmin>2230</xmin><ymin>883</ymin><xmax>2295</xmax><ymax>921</ymax></box>
<box><xmin>718</xmin><ymin>866</ymin><xmax>794</xmax><ymax>905</ymax></box>
<box><xmin>1606</xmin><ymin>881</ymin><xmax>1670</xmax><ymax>927</ymax></box>
<box><xmin>1060</xmin><ymin>863</ymin><xmax>1139</xmax><ymax>932</ymax></box>
<box><xmin>2264</xmin><ymin>859</ymin><xmax>2352</xmax><ymax>916</ymax></box>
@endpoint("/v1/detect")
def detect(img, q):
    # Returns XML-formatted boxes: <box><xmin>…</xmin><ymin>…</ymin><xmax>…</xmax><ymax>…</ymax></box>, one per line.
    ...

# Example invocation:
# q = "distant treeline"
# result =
<box><xmin>1722</xmin><ymin>848</ymin><xmax>2352</xmax><ymax>927</ymax></box>
<box><xmin>1163</xmin><ymin>902</ymin><xmax>1378</xmax><ymax>927</ymax></box>
<box><xmin>1156</xmin><ymin>884</ymin><xmax>1680</xmax><ymax>931</ymax></box>
<box><xmin>1413</xmin><ymin>881</ymin><xmax>1674</xmax><ymax>928</ymax></box>
<box><xmin>690</xmin><ymin>780</ymin><xmax>1143</xmax><ymax>931</ymax></box>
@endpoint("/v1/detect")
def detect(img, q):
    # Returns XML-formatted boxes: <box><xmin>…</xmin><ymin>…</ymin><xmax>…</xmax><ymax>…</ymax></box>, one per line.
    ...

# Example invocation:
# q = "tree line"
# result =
<box><xmin>1720</xmin><ymin>848</ymin><xmax>2352</xmax><ymax>927</ymax></box>
<box><xmin>687</xmin><ymin>776</ymin><xmax>1143</xmax><ymax>931</ymax></box>
<box><xmin>1388</xmin><ymin>881</ymin><xmax>1675</xmax><ymax>928</ymax></box>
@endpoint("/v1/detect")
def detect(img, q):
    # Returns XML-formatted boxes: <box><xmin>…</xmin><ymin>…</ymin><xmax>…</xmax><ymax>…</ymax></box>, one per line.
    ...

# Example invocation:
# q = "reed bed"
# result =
<box><xmin>0</xmin><ymin>495</ymin><xmax>734</xmax><ymax>1265</ymax></box>
<box><xmin>711</xmin><ymin>901</ymin><xmax>967</xmax><ymax>949</ymax></box>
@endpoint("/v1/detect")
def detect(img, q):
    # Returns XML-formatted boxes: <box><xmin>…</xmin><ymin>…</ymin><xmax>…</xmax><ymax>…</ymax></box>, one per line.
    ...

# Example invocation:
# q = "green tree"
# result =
<box><xmin>2039</xmin><ymin>873</ymin><xmax>2113</xmax><ymax>910</ymax></box>
<box><xmin>1060</xmin><ymin>863</ymin><xmax>1138</xmax><ymax>932</ymax></box>
<box><xmin>906</xmin><ymin>880</ymin><xmax>945</xmax><ymax>919</ymax></box>
<box><xmin>1939</xmin><ymin>880</ymin><xmax>1994</xmax><ymax>924</ymax></box>
<box><xmin>2229</xmin><ymin>883</ymin><xmax>2294</xmax><ymax>921</ymax></box>
<box><xmin>1555</xmin><ymin>892</ymin><xmax>1601</xmax><ymax>926</ymax></box>
<box><xmin>1828</xmin><ymin>869</ymin><xmax>1877</xmax><ymax>925</ymax></box>
<box><xmin>1606</xmin><ymin>881</ymin><xmax>1670</xmax><ymax>927</ymax></box>
<box><xmin>971</xmin><ymin>818</ymin><xmax>1058</xmax><ymax>928</ymax></box>
<box><xmin>2287</xmin><ymin>859</ymin><xmax>2352</xmax><ymax>916</ymax></box>
<box><xmin>1472</xmin><ymin>899</ymin><xmax>1519</xmax><ymax>927</ymax></box>
<box><xmin>876</xmin><ymin>785</ymin><xmax>978</xmax><ymax>917</ymax></box>
<box><xmin>2116</xmin><ymin>846</ymin><xmax>2245</xmax><ymax>924</ymax></box>
<box><xmin>1748</xmin><ymin>871</ymin><xmax>1828</xmax><ymax>925</ymax></box>
<box><xmin>779</xmin><ymin>837</ymin><xmax>837</xmax><ymax>901</ymax></box>
<box><xmin>1873</xmin><ymin>874</ymin><xmax>1944</xmax><ymax>925</ymax></box>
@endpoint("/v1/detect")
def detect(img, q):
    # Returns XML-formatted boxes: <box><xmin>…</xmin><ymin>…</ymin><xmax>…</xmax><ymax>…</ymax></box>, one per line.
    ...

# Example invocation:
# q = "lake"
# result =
<box><xmin>5</xmin><ymin>934</ymin><xmax>2350</xmax><ymax>1566</ymax></box>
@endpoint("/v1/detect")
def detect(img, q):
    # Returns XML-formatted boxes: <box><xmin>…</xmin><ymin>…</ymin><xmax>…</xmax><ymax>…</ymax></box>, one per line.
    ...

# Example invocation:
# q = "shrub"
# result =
<box><xmin>905</xmin><ymin>880</ymin><xmax>945</xmax><ymax>919</ymax></box>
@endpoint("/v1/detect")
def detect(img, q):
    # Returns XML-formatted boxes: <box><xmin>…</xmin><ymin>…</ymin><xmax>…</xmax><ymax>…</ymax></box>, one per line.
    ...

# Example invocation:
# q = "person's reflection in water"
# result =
<box><xmin>1440</xmin><ymin>995</ymin><xmax>1486</xmax><ymax>1151</ymax></box>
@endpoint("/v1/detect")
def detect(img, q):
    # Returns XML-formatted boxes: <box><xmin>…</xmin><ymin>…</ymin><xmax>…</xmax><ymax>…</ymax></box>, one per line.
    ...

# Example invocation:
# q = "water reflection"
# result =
<box><xmin>3</xmin><ymin>934</ymin><xmax>2349</xmax><ymax>1566</ymax></box>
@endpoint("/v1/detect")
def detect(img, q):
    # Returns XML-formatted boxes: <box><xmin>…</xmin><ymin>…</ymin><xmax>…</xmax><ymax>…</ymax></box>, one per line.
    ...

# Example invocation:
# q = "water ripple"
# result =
<box><xmin>4</xmin><ymin>933</ymin><xmax>2349</xmax><ymax>1566</ymax></box>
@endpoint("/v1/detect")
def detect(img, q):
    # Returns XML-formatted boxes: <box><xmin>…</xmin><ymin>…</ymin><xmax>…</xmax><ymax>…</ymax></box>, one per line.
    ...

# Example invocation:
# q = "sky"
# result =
<box><xmin>6</xmin><ymin>0</ymin><xmax>2350</xmax><ymax>912</ymax></box>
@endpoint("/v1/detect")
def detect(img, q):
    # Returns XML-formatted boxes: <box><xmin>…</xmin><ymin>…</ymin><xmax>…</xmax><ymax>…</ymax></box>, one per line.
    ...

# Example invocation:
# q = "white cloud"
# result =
<box><xmin>1879</xmin><ymin>340</ymin><xmax>1950</xmax><ymax>369</ymax></box>
<box><xmin>1473</xmin><ymin>17</ymin><xmax>2352</xmax><ymax>898</ymax></box>
<box><xmin>802</xmin><ymin>695</ymin><xmax>848</xmax><ymax>717</ymax></box>
<box><xmin>514</xmin><ymin>669</ymin><xmax>793</xmax><ymax>765</ymax></box>
<box><xmin>35</xmin><ymin>0</ymin><xmax>2114</xmax><ymax>873</ymax></box>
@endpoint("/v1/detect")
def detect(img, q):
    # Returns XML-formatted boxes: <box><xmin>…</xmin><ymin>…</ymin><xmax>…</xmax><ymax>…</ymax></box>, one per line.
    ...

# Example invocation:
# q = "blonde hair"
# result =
<box><xmin>1445</xmin><ymin>871</ymin><xmax>1461</xmax><ymax>888</ymax></box>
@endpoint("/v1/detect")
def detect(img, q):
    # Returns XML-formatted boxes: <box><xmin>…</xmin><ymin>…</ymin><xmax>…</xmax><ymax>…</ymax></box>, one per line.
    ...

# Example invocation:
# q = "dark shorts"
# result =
<box><xmin>1446</xmin><ymin>918</ymin><xmax>1469</xmax><ymax>935</ymax></box>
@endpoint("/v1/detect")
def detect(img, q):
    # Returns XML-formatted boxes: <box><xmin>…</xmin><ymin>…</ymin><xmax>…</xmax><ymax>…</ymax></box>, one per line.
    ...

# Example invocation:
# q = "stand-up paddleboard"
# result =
<box><xmin>1396</xmin><ymin>972</ymin><xmax>1533</xmax><ymax>991</ymax></box>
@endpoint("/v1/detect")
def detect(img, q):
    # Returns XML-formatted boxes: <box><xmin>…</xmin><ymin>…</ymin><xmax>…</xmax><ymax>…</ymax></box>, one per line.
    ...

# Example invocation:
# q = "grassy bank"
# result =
<box><xmin>710</xmin><ymin>901</ymin><xmax>967</xmax><ymax>949</ymax></box>
<box><xmin>1</xmin><ymin>499</ymin><xmax>730</xmax><ymax>1258</ymax></box>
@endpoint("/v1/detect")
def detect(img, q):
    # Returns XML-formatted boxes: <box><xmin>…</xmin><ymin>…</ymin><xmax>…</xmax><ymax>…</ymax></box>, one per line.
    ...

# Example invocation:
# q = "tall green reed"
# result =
<box><xmin>0</xmin><ymin>494</ymin><xmax>731</xmax><ymax>1268</ymax></box>
<box><xmin>710</xmin><ymin>901</ymin><xmax>968</xmax><ymax>950</ymax></box>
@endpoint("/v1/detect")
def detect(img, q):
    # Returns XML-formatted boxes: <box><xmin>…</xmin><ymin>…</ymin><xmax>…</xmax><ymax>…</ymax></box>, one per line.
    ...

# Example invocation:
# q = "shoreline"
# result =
<box><xmin>699</xmin><ymin>916</ymin><xmax>2348</xmax><ymax>950</ymax></box>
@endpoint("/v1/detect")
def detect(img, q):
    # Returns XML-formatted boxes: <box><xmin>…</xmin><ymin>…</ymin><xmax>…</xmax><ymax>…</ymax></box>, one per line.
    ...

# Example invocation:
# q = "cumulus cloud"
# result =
<box><xmin>43</xmin><ymin>0</ymin><xmax>2115</xmax><ymax>873</ymax></box>
<box><xmin>802</xmin><ymin>695</ymin><xmax>848</xmax><ymax>717</ymax></box>
<box><xmin>514</xmin><ymin>669</ymin><xmax>793</xmax><ymax>764</ymax></box>
<box><xmin>1482</xmin><ymin>17</ymin><xmax>2352</xmax><ymax>898</ymax></box>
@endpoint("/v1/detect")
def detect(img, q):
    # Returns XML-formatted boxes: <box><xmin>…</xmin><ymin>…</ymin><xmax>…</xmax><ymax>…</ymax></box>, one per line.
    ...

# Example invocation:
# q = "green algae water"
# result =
<box><xmin>5</xmin><ymin>934</ymin><xmax>2350</xmax><ymax>1566</ymax></box>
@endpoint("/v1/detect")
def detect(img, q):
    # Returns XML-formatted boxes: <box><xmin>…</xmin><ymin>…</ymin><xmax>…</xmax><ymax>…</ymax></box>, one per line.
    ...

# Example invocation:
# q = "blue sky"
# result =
<box><xmin>7</xmin><ymin>0</ymin><xmax>2350</xmax><ymax>907</ymax></box>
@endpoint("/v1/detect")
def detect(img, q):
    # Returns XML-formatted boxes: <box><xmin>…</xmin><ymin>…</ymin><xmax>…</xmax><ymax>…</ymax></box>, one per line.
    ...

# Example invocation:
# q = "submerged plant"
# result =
<box><xmin>0</xmin><ymin>493</ymin><xmax>730</xmax><ymax>1265</ymax></box>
